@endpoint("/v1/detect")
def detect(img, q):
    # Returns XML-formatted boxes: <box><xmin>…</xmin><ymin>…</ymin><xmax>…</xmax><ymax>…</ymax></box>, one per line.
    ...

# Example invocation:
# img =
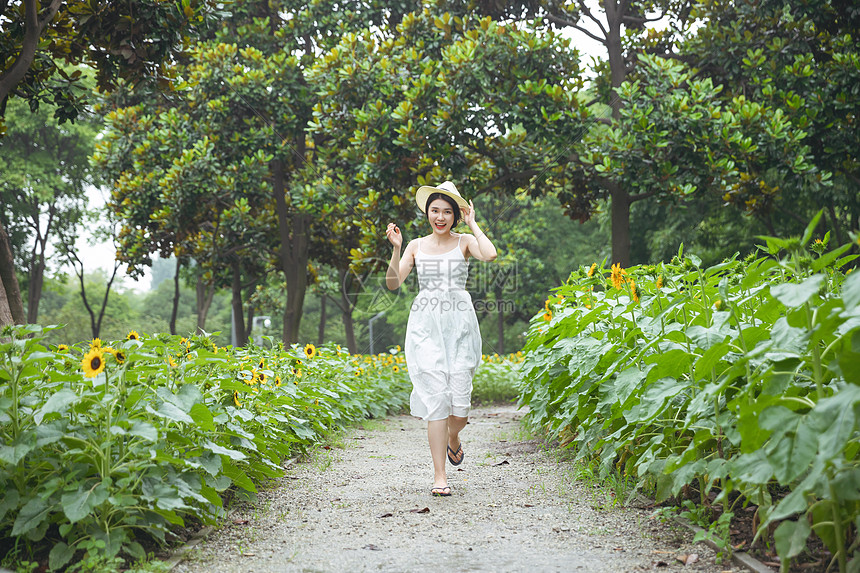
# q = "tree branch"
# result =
<box><xmin>573</xmin><ymin>0</ymin><xmax>608</xmax><ymax>37</ymax></box>
<box><xmin>629</xmin><ymin>190</ymin><xmax>658</xmax><ymax>203</ymax></box>
<box><xmin>0</xmin><ymin>0</ymin><xmax>63</xmax><ymax>104</ymax></box>
<box><xmin>622</xmin><ymin>9</ymin><xmax>669</xmax><ymax>26</ymax></box>
<box><xmin>544</xmin><ymin>11</ymin><xmax>607</xmax><ymax>46</ymax></box>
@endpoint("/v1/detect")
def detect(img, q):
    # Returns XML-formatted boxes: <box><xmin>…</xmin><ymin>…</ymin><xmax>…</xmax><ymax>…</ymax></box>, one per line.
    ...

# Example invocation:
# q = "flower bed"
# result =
<box><xmin>0</xmin><ymin>329</ymin><xmax>410</xmax><ymax>570</ymax></box>
<box><xmin>518</xmin><ymin>216</ymin><xmax>859</xmax><ymax>571</ymax></box>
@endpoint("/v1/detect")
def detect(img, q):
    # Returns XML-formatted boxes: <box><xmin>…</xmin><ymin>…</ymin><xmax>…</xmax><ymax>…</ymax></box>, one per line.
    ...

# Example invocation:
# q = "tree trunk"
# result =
<box><xmin>609</xmin><ymin>181</ymin><xmax>631</xmax><ymax>266</ymax></box>
<box><xmin>605</xmin><ymin>0</ymin><xmax>633</xmax><ymax>266</ymax></box>
<box><xmin>91</xmin><ymin>261</ymin><xmax>120</xmax><ymax>339</ymax></box>
<box><xmin>495</xmin><ymin>286</ymin><xmax>504</xmax><ymax>354</ymax></box>
<box><xmin>0</xmin><ymin>220</ymin><xmax>25</xmax><ymax>325</ymax></box>
<box><xmin>196</xmin><ymin>275</ymin><xmax>215</xmax><ymax>331</ymax></box>
<box><xmin>342</xmin><ymin>303</ymin><xmax>357</xmax><ymax>354</ymax></box>
<box><xmin>230</xmin><ymin>259</ymin><xmax>247</xmax><ymax>347</ymax></box>
<box><xmin>272</xmin><ymin>158</ymin><xmax>310</xmax><ymax>344</ymax></box>
<box><xmin>0</xmin><ymin>280</ymin><xmax>14</xmax><ymax>328</ymax></box>
<box><xmin>0</xmin><ymin>0</ymin><xmax>62</xmax><ymax>106</ymax></box>
<box><xmin>318</xmin><ymin>293</ymin><xmax>327</xmax><ymax>345</ymax></box>
<box><xmin>169</xmin><ymin>257</ymin><xmax>181</xmax><ymax>335</ymax></box>
<box><xmin>26</xmin><ymin>256</ymin><xmax>45</xmax><ymax>324</ymax></box>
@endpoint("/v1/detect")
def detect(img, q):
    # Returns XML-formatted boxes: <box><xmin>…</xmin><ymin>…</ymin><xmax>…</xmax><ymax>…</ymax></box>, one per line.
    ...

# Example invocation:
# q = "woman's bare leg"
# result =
<box><xmin>427</xmin><ymin>419</ymin><xmax>448</xmax><ymax>488</ymax></box>
<box><xmin>447</xmin><ymin>415</ymin><xmax>468</xmax><ymax>463</ymax></box>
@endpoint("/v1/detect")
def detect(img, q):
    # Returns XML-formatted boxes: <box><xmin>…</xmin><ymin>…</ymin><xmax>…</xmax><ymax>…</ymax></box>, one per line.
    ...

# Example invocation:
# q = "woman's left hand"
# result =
<box><xmin>463</xmin><ymin>200</ymin><xmax>476</xmax><ymax>226</ymax></box>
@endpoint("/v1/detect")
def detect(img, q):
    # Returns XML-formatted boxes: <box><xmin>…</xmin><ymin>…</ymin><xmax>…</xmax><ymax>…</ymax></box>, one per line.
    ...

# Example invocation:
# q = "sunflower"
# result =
<box><xmin>127</xmin><ymin>330</ymin><xmax>140</xmax><ymax>341</ymax></box>
<box><xmin>610</xmin><ymin>263</ymin><xmax>627</xmax><ymax>290</ymax></box>
<box><xmin>630</xmin><ymin>280</ymin><xmax>640</xmax><ymax>303</ymax></box>
<box><xmin>714</xmin><ymin>299</ymin><xmax>723</xmax><ymax>310</ymax></box>
<box><xmin>587</xmin><ymin>263</ymin><xmax>597</xmax><ymax>277</ymax></box>
<box><xmin>57</xmin><ymin>344</ymin><xmax>70</xmax><ymax>353</ymax></box>
<box><xmin>274</xmin><ymin>375</ymin><xmax>282</xmax><ymax>387</ymax></box>
<box><xmin>233</xmin><ymin>391</ymin><xmax>242</xmax><ymax>407</ymax></box>
<box><xmin>258</xmin><ymin>358</ymin><xmax>265</xmax><ymax>370</ymax></box>
<box><xmin>392</xmin><ymin>365</ymin><xmax>400</xmax><ymax>373</ymax></box>
<box><xmin>90</xmin><ymin>338</ymin><xmax>103</xmax><ymax>350</ymax></box>
<box><xmin>303</xmin><ymin>343</ymin><xmax>317</xmax><ymax>359</ymax></box>
<box><xmin>543</xmin><ymin>312</ymin><xmax>552</xmax><ymax>321</ymax></box>
<box><xmin>656</xmin><ymin>275</ymin><xmax>664</xmax><ymax>289</ymax></box>
<box><xmin>82</xmin><ymin>348</ymin><xmax>106</xmax><ymax>378</ymax></box>
<box><xmin>355</xmin><ymin>368</ymin><xmax>364</xmax><ymax>376</ymax></box>
<box><xmin>113</xmin><ymin>350</ymin><xmax>127</xmax><ymax>365</ymax></box>
<box><xmin>168</xmin><ymin>355</ymin><xmax>178</xmax><ymax>368</ymax></box>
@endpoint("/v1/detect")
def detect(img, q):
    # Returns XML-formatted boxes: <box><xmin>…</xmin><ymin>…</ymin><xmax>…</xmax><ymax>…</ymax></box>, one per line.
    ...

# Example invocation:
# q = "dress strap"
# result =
<box><xmin>457</xmin><ymin>234</ymin><xmax>462</xmax><ymax>247</ymax></box>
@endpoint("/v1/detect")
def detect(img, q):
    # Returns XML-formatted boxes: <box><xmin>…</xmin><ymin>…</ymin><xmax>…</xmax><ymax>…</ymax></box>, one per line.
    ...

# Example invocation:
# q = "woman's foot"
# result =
<box><xmin>447</xmin><ymin>440</ymin><xmax>464</xmax><ymax>465</ymax></box>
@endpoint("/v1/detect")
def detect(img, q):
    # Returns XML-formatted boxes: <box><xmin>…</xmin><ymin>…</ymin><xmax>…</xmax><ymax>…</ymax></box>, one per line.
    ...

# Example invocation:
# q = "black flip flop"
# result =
<box><xmin>447</xmin><ymin>443</ymin><xmax>464</xmax><ymax>466</ymax></box>
<box><xmin>431</xmin><ymin>486</ymin><xmax>452</xmax><ymax>497</ymax></box>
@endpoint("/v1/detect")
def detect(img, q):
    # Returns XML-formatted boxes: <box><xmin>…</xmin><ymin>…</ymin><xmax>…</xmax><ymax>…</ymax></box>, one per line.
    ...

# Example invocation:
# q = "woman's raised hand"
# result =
<box><xmin>463</xmin><ymin>200</ymin><xmax>476</xmax><ymax>226</ymax></box>
<box><xmin>386</xmin><ymin>222</ymin><xmax>402</xmax><ymax>248</ymax></box>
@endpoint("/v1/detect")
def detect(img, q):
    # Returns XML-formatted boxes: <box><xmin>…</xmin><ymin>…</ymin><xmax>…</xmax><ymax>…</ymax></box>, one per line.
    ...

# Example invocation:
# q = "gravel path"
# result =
<box><xmin>174</xmin><ymin>405</ymin><xmax>743</xmax><ymax>573</ymax></box>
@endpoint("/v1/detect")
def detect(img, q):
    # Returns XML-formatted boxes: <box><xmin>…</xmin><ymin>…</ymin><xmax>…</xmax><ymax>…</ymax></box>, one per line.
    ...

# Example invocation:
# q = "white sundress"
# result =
<box><xmin>405</xmin><ymin>234</ymin><xmax>482</xmax><ymax>421</ymax></box>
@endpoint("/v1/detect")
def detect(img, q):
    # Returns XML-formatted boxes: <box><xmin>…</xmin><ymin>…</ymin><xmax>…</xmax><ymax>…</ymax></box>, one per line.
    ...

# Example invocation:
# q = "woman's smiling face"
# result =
<box><xmin>427</xmin><ymin>198</ymin><xmax>454</xmax><ymax>234</ymax></box>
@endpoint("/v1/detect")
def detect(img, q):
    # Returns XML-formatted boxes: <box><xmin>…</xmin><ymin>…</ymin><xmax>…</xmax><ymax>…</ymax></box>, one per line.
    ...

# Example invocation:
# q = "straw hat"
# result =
<box><xmin>415</xmin><ymin>181</ymin><xmax>469</xmax><ymax>213</ymax></box>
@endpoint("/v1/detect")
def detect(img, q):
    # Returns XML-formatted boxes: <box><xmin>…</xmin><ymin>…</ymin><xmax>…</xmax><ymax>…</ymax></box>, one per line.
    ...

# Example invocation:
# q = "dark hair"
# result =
<box><xmin>425</xmin><ymin>192</ymin><xmax>461</xmax><ymax>227</ymax></box>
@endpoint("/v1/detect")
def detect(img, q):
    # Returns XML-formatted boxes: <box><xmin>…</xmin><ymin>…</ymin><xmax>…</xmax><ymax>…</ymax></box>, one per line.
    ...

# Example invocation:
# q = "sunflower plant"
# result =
<box><xmin>518</xmin><ymin>212</ymin><xmax>860</xmax><ymax>570</ymax></box>
<box><xmin>0</xmin><ymin>327</ymin><xmax>411</xmax><ymax>570</ymax></box>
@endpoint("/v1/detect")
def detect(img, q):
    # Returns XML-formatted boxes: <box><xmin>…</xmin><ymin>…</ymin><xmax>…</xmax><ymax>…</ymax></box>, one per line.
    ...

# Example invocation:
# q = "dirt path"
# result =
<box><xmin>174</xmin><ymin>405</ymin><xmax>742</xmax><ymax>572</ymax></box>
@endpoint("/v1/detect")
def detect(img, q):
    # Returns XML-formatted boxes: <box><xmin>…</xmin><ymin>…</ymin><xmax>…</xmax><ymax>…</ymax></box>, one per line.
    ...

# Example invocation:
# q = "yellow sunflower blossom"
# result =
<box><xmin>90</xmin><ymin>338</ymin><xmax>103</xmax><ymax>350</ymax></box>
<box><xmin>610</xmin><ymin>263</ymin><xmax>627</xmax><ymax>290</ymax></box>
<box><xmin>304</xmin><ymin>344</ymin><xmax>317</xmax><ymax>359</ymax></box>
<box><xmin>587</xmin><ymin>263</ymin><xmax>597</xmax><ymax>277</ymax></box>
<box><xmin>168</xmin><ymin>355</ymin><xmax>178</xmax><ymax>368</ymax></box>
<box><xmin>233</xmin><ymin>391</ymin><xmax>242</xmax><ymax>407</ymax></box>
<box><xmin>275</xmin><ymin>375</ymin><xmax>282</xmax><ymax>387</ymax></box>
<box><xmin>543</xmin><ymin>311</ymin><xmax>552</xmax><ymax>321</ymax></box>
<box><xmin>82</xmin><ymin>348</ymin><xmax>106</xmax><ymax>378</ymax></box>
<box><xmin>57</xmin><ymin>344</ymin><xmax>70</xmax><ymax>353</ymax></box>
<box><xmin>630</xmin><ymin>280</ymin><xmax>640</xmax><ymax>303</ymax></box>
<box><xmin>656</xmin><ymin>275</ymin><xmax>664</xmax><ymax>289</ymax></box>
<box><xmin>393</xmin><ymin>365</ymin><xmax>400</xmax><ymax>373</ymax></box>
<box><xmin>355</xmin><ymin>368</ymin><xmax>364</xmax><ymax>376</ymax></box>
<box><xmin>127</xmin><ymin>330</ymin><xmax>140</xmax><ymax>341</ymax></box>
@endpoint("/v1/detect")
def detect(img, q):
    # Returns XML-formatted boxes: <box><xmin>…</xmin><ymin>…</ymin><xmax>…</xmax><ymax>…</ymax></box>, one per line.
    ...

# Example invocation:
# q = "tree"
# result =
<box><xmin>307</xmin><ymin>9</ymin><xmax>585</xmax><ymax>272</ymax></box>
<box><xmin>0</xmin><ymin>0</ymin><xmax>215</xmax><ymax>327</ymax></box>
<box><xmin>0</xmin><ymin>0</ymin><xmax>216</xmax><ymax>132</ymax></box>
<box><xmin>0</xmin><ymin>96</ymin><xmax>96</xmax><ymax>323</ymax></box>
<box><xmin>682</xmin><ymin>0</ymin><xmax>860</xmax><ymax>241</ymax></box>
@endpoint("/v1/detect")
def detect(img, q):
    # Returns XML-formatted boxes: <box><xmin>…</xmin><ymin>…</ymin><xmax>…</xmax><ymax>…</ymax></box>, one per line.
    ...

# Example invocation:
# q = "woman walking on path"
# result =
<box><xmin>385</xmin><ymin>181</ymin><xmax>498</xmax><ymax>497</ymax></box>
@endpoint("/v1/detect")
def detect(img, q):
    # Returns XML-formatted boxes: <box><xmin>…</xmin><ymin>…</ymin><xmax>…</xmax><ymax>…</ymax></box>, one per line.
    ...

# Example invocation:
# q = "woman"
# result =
<box><xmin>385</xmin><ymin>181</ymin><xmax>498</xmax><ymax>497</ymax></box>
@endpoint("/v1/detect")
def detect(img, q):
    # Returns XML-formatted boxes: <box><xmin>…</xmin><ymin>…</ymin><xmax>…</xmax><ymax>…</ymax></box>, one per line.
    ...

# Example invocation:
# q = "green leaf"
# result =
<box><xmin>801</xmin><ymin>209</ymin><xmax>823</xmax><ymax>246</ymax></box>
<box><xmin>767</xmin><ymin>421</ymin><xmax>817</xmax><ymax>484</ymax></box>
<box><xmin>843</xmin><ymin>270</ymin><xmax>860</xmax><ymax>310</ymax></box>
<box><xmin>0</xmin><ymin>489</ymin><xmax>19</xmax><ymax>521</ymax></box>
<box><xmin>205</xmin><ymin>441</ymin><xmax>246</xmax><ymax>461</ymax></box>
<box><xmin>62</xmin><ymin>482</ymin><xmax>109</xmax><ymax>523</ymax></box>
<box><xmin>12</xmin><ymin>497</ymin><xmax>50</xmax><ymax>536</ymax></box>
<box><xmin>222</xmin><ymin>462</ymin><xmax>256</xmax><ymax>492</ymax></box>
<box><xmin>774</xmin><ymin>518</ymin><xmax>811</xmax><ymax>560</ymax></box>
<box><xmin>811</xmin><ymin>243</ymin><xmax>852</xmax><ymax>272</ymax></box>
<box><xmin>128</xmin><ymin>420</ymin><xmax>158</xmax><ymax>442</ymax></box>
<box><xmin>49</xmin><ymin>542</ymin><xmax>76</xmax><ymax>571</ymax></box>
<box><xmin>771</xmin><ymin>274</ymin><xmax>825</xmax><ymax>307</ymax></box>
<box><xmin>37</xmin><ymin>389</ymin><xmax>79</xmax><ymax>421</ymax></box>
<box><xmin>151</xmin><ymin>402</ymin><xmax>194</xmax><ymax>424</ymax></box>
<box><xmin>613</xmin><ymin>365</ymin><xmax>647</xmax><ymax>406</ymax></box>
<box><xmin>190</xmin><ymin>403</ymin><xmax>216</xmax><ymax>431</ymax></box>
